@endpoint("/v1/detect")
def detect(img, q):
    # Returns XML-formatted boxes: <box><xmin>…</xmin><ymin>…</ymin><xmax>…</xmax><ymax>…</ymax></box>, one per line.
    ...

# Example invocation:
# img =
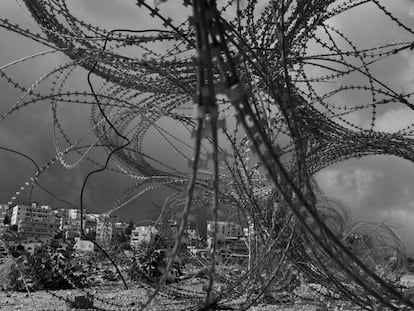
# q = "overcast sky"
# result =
<box><xmin>1</xmin><ymin>1</ymin><xmax>414</xmax><ymax>252</ymax></box>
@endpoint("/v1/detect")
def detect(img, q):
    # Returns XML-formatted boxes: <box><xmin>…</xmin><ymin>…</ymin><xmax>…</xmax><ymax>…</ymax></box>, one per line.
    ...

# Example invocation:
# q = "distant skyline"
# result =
<box><xmin>1</xmin><ymin>1</ymin><xmax>414</xmax><ymax>252</ymax></box>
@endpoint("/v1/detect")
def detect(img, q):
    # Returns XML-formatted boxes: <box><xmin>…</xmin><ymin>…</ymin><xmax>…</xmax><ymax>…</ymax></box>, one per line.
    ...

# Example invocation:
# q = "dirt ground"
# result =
<box><xmin>0</xmin><ymin>259</ymin><xmax>361</xmax><ymax>310</ymax></box>
<box><xmin>0</xmin><ymin>287</ymin><xmax>362</xmax><ymax>311</ymax></box>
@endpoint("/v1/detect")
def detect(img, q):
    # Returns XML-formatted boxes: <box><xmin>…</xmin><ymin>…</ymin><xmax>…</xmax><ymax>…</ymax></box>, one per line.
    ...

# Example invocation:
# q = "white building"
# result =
<box><xmin>207</xmin><ymin>221</ymin><xmax>243</xmax><ymax>240</ymax></box>
<box><xmin>401</xmin><ymin>273</ymin><xmax>414</xmax><ymax>287</ymax></box>
<box><xmin>73</xmin><ymin>237</ymin><xmax>95</xmax><ymax>253</ymax></box>
<box><xmin>60</xmin><ymin>217</ymin><xmax>82</xmax><ymax>240</ymax></box>
<box><xmin>115</xmin><ymin>221</ymin><xmax>128</xmax><ymax>230</ymax></box>
<box><xmin>56</xmin><ymin>209</ymin><xmax>97</xmax><ymax>240</ymax></box>
<box><xmin>130</xmin><ymin>225</ymin><xmax>158</xmax><ymax>249</ymax></box>
<box><xmin>67</xmin><ymin>209</ymin><xmax>82</xmax><ymax>220</ymax></box>
<box><xmin>206</xmin><ymin>221</ymin><xmax>245</xmax><ymax>249</ymax></box>
<box><xmin>11</xmin><ymin>203</ymin><xmax>59</xmax><ymax>242</ymax></box>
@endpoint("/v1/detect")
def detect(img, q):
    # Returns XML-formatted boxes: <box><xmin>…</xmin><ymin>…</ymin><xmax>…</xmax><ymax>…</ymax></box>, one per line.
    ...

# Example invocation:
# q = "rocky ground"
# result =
<box><xmin>0</xmin><ymin>258</ymin><xmax>362</xmax><ymax>310</ymax></box>
<box><xmin>0</xmin><ymin>287</ymin><xmax>362</xmax><ymax>311</ymax></box>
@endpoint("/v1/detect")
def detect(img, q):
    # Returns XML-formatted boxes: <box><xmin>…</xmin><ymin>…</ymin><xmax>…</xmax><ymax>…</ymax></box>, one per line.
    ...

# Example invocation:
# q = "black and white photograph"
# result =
<box><xmin>1</xmin><ymin>1</ymin><xmax>414</xmax><ymax>310</ymax></box>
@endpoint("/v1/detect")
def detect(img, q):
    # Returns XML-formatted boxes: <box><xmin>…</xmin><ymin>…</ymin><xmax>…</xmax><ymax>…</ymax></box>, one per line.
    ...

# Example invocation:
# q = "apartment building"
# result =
<box><xmin>67</xmin><ymin>208</ymin><xmax>82</xmax><ymax>220</ymax></box>
<box><xmin>130</xmin><ymin>225</ymin><xmax>158</xmax><ymax>249</ymax></box>
<box><xmin>207</xmin><ymin>221</ymin><xmax>244</xmax><ymax>241</ymax></box>
<box><xmin>56</xmin><ymin>209</ymin><xmax>97</xmax><ymax>240</ymax></box>
<box><xmin>11</xmin><ymin>203</ymin><xmax>59</xmax><ymax>242</ymax></box>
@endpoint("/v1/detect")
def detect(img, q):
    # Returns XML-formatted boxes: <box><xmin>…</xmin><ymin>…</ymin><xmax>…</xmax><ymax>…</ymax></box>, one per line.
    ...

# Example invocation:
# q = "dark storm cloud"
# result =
<box><xmin>315</xmin><ymin>156</ymin><xmax>414</xmax><ymax>252</ymax></box>
<box><xmin>313</xmin><ymin>0</ymin><xmax>414</xmax><ymax>252</ymax></box>
<box><xmin>0</xmin><ymin>1</ymin><xmax>182</xmax><ymax>223</ymax></box>
<box><xmin>0</xmin><ymin>2</ymin><xmax>123</xmax><ymax>212</ymax></box>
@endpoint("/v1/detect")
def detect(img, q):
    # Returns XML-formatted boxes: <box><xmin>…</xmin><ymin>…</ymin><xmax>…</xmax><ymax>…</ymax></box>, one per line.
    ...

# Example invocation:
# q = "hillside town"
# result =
<box><xmin>0</xmin><ymin>203</ymin><xmax>253</xmax><ymax>261</ymax></box>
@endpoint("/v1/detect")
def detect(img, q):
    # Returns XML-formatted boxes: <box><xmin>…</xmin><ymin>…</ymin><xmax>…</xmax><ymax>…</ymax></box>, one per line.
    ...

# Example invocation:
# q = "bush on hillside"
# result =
<box><xmin>128</xmin><ymin>235</ymin><xmax>186</xmax><ymax>284</ymax></box>
<box><xmin>7</xmin><ymin>245</ymin><xmax>90</xmax><ymax>291</ymax></box>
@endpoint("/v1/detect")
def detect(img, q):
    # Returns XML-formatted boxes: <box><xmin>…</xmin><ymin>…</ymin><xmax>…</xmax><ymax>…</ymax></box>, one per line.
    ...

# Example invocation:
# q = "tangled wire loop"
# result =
<box><xmin>1</xmin><ymin>0</ymin><xmax>414</xmax><ymax>310</ymax></box>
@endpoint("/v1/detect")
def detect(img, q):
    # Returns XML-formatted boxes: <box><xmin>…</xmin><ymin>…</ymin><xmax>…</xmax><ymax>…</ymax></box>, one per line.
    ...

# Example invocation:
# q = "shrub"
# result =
<box><xmin>128</xmin><ymin>235</ymin><xmax>187</xmax><ymax>284</ymax></box>
<box><xmin>7</xmin><ymin>245</ymin><xmax>90</xmax><ymax>291</ymax></box>
<box><xmin>129</xmin><ymin>242</ymin><xmax>164</xmax><ymax>283</ymax></box>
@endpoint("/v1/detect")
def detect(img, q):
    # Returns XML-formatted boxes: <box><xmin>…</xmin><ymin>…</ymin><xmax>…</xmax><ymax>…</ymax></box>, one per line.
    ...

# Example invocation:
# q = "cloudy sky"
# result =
<box><xmin>1</xmin><ymin>1</ymin><xmax>414</xmax><ymax>252</ymax></box>
<box><xmin>0</xmin><ymin>0</ymin><xmax>170</xmax><ymax>221</ymax></box>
